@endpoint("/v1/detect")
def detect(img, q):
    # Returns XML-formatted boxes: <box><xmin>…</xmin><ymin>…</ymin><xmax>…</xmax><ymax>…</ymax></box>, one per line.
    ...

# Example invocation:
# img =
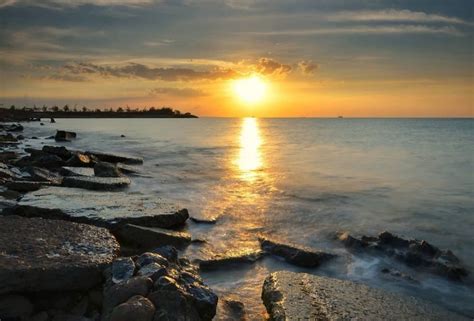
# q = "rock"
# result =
<box><xmin>148</xmin><ymin>289</ymin><xmax>200</xmax><ymax>320</ymax></box>
<box><xmin>6</xmin><ymin>180</ymin><xmax>50</xmax><ymax>192</ymax></box>
<box><xmin>16</xmin><ymin>134</ymin><xmax>24</xmax><ymax>140</ymax></box>
<box><xmin>0</xmin><ymin>188</ymin><xmax>21</xmax><ymax>200</ymax></box>
<box><xmin>380</xmin><ymin>268</ymin><xmax>418</xmax><ymax>283</ymax></box>
<box><xmin>152</xmin><ymin>246</ymin><xmax>178</xmax><ymax>263</ymax></box>
<box><xmin>0</xmin><ymin>151</ymin><xmax>19</xmax><ymax>162</ymax></box>
<box><xmin>59</xmin><ymin>167</ymin><xmax>95</xmax><ymax>177</ymax></box>
<box><xmin>40</xmin><ymin>122</ymin><xmax>44</xmax><ymax>125</ymax></box>
<box><xmin>65</xmin><ymin>153</ymin><xmax>92</xmax><ymax>167</ymax></box>
<box><xmin>51</xmin><ymin>118</ymin><xmax>56</xmax><ymax>123</ymax></box>
<box><xmin>116</xmin><ymin>163</ymin><xmax>142</xmax><ymax>176</ymax></box>
<box><xmin>42</xmin><ymin>145</ymin><xmax>73</xmax><ymax>160</ymax></box>
<box><xmin>120</xmin><ymin>134</ymin><xmax>125</xmax><ymax>137</ymax></box>
<box><xmin>0</xmin><ymin>294</ymin><xmax>34</xmax><ymax>319</ymax></box>
<box><xmin>55</xmin><ymin>130</ymin><xmax>77</xmax><ymax>142</ymax></box>
<box><xmin>16</xmin><ymin>154</ymin><xmax>65</xmax><ymax>169</ymax></box>
<box><xmin>24</xmin><ymin>166</ymin><xmax>63</xmax><ymax>185</ymax></box>
<box><xmin>112</xmin><ymin>257</ymin><xmax>136</xmax><ymax>284</ymax></box>
<box><xmin>94</xmin><ymin>162</ymin><xmax>123</xmax><ymax>177</ymax></box>
<box><xmin>264</xmin><ymin>272</ymin><xmax>470</xmax><ymax>321</ymax></box>
<box><xmin>103</xmin><ymin>276</ymin><xmax>153</xmax><ymax>311</ymax></box>
<box><xmin>198</xmin><ymin>249</ymin><xmax>263</xmax><ymax>271</ymax></box>
<box><xmin>337</xmin><ymin>231</ymin><xmax>469</xmax><ymax>281</ymax></box>
<box><xmin>217</xmin><ymin>297</ymin><xmax>246</xmax><ymax>321</ymax></box>
<box><xmin>29</xmin><ymin>311</ymin><xmax>49</xmax><ymax>321</ymax></box>
<box><xmin>190</xmin><ymin>216</ymin><xmax>218</xmax><ymax>224</ymax></box>
<box><xmin>62</xmin><ymin>176</ymin><xmax>131</xmax><ymax>191</ymax></box>
<box><xmin>136</xmin><ymin>252</ymin><xmax>169</xmax><ymax>268</ymax></box>
<box><xmin>0</xmin><ymin>163</ymin><xmax>22</xmax><ymax>180</ymax></box>
<box><xmin>17</xmin><ymin>186</ymin><xmax>189</xmax><ymax>228</ymax></box>
<box><xmin>259</xmin><ymin>236</ymin><xmax>335</xmax><ymax>268</ymax></box>
<box><xmin>85</xmin><ymin>151</ymin><xmax>143</xmax><ymax>165</ymax></box>
<box><xmin>109</xmin><ymin>295</ymin><xmax>155</xmax><ymax>321</ymax></box>
<box><xmin>114</xmin><ymin>224</ymin><xmax>191</xmax><ymax>249</ymax></box>
<box><xmin>0</xmin><ymin>216</ymin><xmax>119</xmax><ymax>294</ymax></box>
<box><xmin>3</xmin><ymin>123</ymin><xmax>23</xmax><ymax>132</ymax></box>
<box><xmin>137</xmin><ymin>262</ymin><xmax>168</xmax><ymax>281</ymax></box>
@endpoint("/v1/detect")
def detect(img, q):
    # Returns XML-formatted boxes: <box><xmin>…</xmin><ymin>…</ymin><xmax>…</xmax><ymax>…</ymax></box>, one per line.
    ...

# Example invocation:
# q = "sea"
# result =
<box><xmin>21</xmin><ymin>118</ymin><xmax>474</xmax><ymax>319</ymax></box>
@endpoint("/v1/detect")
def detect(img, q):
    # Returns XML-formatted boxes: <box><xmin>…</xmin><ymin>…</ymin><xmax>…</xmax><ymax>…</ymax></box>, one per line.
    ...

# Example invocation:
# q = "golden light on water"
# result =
<box><xmin>232</xmin><ymin>75</ymin><xmax>267</xmax><ymax>104</ymax></box>
<box><xmin>237</xmin><ymin>117</ymin><xmax>262</xmax><ymax>180</ymax></box>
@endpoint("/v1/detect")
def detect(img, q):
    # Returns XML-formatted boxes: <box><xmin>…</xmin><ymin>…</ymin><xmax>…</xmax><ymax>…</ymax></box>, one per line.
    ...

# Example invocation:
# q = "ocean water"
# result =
<box><xmin>22</xmin><ymin>118</ymin><xmax>474</xmax><ymax>318</ymax></box>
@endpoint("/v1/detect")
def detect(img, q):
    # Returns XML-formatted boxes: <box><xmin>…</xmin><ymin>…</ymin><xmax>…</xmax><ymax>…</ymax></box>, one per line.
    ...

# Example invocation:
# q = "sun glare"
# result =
<box><xmin>233</xmin><ymin>75</ymin><xmax>267</xmax><ymax>104</ymax></box>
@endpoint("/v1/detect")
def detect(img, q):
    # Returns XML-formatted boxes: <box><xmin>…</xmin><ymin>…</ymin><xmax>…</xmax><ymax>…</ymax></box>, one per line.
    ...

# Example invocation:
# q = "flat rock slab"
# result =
<box><xmin>262</xmin><ymin>271</ymin><xmax>468</xmax><ymax>321</ymax></box>
<box><xmin>62</xmin><ymin>176</ymin><xmax>131</xmax><ymax>191</ymax></box>
<box><xmin>16</xmin><ymin>186</ymin><xmax>189</xmax><ymax>228</ymax></box>
<box><xmin>198</xmin><ymin>249</ymin><xmax>263</xmax><ymax>271</ymax></box>
<box><xmin>0</xmin><ymin>216</ymin><xmax>119</xmax><ymax>294</ymax></box>
<box><xmin>114</xmin><ymin>224</ymin><xmax>191</xmax><ymax>249</ymax></box>
<box><xmin>85</xmin><ymin>151</ymin><xmax>143</xmax><ymax>165</ymax></box>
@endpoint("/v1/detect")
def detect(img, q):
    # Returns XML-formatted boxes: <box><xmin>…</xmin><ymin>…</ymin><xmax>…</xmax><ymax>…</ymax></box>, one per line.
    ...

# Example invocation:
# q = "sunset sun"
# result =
<box><xmin>232</xmin><ymin>75</ymin><xmax>267</xmax><ymax>104</ymax></box>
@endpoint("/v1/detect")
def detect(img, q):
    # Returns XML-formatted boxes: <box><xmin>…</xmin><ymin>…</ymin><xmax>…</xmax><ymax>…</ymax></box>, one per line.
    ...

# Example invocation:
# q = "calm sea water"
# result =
<box><xmin>23</xmin><ymin>118</ymin><xmax>474</xmax><ymax>318</ymax></box>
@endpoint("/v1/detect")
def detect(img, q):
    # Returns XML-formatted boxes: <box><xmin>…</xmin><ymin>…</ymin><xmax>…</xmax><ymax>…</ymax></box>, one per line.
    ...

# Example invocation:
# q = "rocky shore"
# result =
<box><xmin>0</xmin><ymin>121</ymin><xmax>471</xmax><ymax>320</ymax></box>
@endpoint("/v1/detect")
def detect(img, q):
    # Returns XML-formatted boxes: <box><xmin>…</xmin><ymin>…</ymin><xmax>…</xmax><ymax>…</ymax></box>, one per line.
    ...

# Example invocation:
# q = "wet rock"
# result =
<box><xmin>137</xmin><ymin>263</ymin><xmax>168</xmax><ymax>281</ymax></box>
<box><xmin>94</xmin><ymin>162</ymin><xmax>123</xmax><ymax>177</ymax></box>
<box><xmin>18</xmin><ymin>186</ymin><xmax>189</xmax><ymax>228</ymax></box>
<box><xmin>0</xmin><ymin>163</ymin><xmax>22</xmax><ymax>180</ymax></box>
<box><xmin>85</xmin><ymin>151</ymin><xmax>143</xmax><ymax>165</ymax></box>
<box><xmin>198</xmin><ymin>249</ymin><xmax>263</xmax><ymax>271</ymax></box>
<box><xmin>380</xmin><ymin>268</ymin><xmax>418</xmax><ymax>283</ymax></box>
<box><xmin>148</xmin><ymin>289</ymin><xmax>200</xmax><ymax>320</ymax></box>
<box><xmin>6</xmin><ymin>180</ymin><xmax>50</xmax><ymax>192</ymax></box>
<box><xmin>2</xmin><ymin>123</ymin><xmax>23</xmax><ymax>132</ymax></box>
<box><xmin>62</xmin><ymin>176</ymin><xmax>131</xmax><ymax>190</ymax></box>
<box><xmin>136</xmin><ymin>252</ymin><xmax>169</xmax><ymax>268</ymax></box>
<box><xmin>116</xmin><ymin>163</ymin><xmax>141</xmax><ymax>175</ymax></box>
<box><xmin>43</xmin><ymin>145</ymin><xmax>73</xmax><ymax>159</ymax></box>
<box><xmin>0</xmin><ymin>216</ymin><xmax>119</xmax><ymax>294</ymax></box>
<box><xmin>337</xmin><ymin>231</ymin><xmax>469</xmax><ymax>281</ymax></box>
<box><xmin>65</xmin><ymin>153</ymin><xmax>92</xmax><ymax>167</ymax></box>
<box><xmin>0</xmin><ymin>151</ymin><xmax>19</xmax><ymax>162</ymax></box>
<box><xmin>259</xmin><ymin>236</ymin><xmax>335</xmax><ymax>268</ymax></box>
<box><xmin>114</xmin><ymin>224</ymin><xmax>191</xmax><ymax>249</ymax></box>
<box><xmin>24</xmin><ymin>166</ymin><xmax>63</xmax><ymax>185</ymax></box>
<box><xmin>59</xmin><ymin>167</ymin><xmax>95</xmax><ymax>177</ymax></box>
<box><xmin>152</xmin><ymin>245</ymin><xmax>178</xmax><ymax>263</ymax></box>
<box><xmin>112</xmin><ymin>257</ymin><xmax>136</xmax><ymax>284</ymax></box>
<box><xmin>51</xmin><ymin>118</ymin><xmax>56</xmax><ymax>123</ymax></box>
<box><xmin>103</xmin><ymin>276</ymin><xmax>153</xmax><ymax>312</ymax></box>
<box><xmin>110</xmin><ymin>295</ymin><xmax>155</xmax><ymax>321</ymax></box>
<box><xmin>0</xmin><ymin>294</ymin><xmax>34</xmax><ymax>319</ymax></box>
<box><xmin>16</xmin><ymin>153</ymin><xmax>65</xmax><ymax>169</ymax></box>
<box><xmin>262</xmin><ymin>271</ymin><xmax>469</xmax><ymax>321</ymax></box>
<box><xmin>55</xmin><ymin>130</ymin><xmax>77</xmax><ymax>142</ymax></box>
<box><xmin>0</xmin><ymin>133</ymin><xmax>18</xmax><ymax>143</ymax></box>
<box><xmin>217</xmin><ymin>297</ymin><xmax>246</xmax><ymax>321</ymax></box>
<box><xmin>0</xmin><ymin>188</ymin><xmax>21</xmax><ymax>200</ymax></box>
<box><xmin>190</xmin><ymin>216</ymin><xmax>218</xmax><ymax>224</ymax></box>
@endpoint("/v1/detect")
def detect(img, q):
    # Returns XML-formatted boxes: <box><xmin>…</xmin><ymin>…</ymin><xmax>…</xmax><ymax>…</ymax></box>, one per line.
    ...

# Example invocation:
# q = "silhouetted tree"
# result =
<box><xmin>52</xmin><ymin>106</ymin><xmax>59</xmax><ymax>112</ymax></box>
<box><xmin>63</xmin><ymin>105</ymin><xmax>69</xmax><ymax>112</ymax></box>
<box><xmin>117</xmin><ymin>107</ymin><xmax>124</xmax><ymax>112</ymax></box>
<box><xmin>42</xmin><ymin>105</ymin><xmax>48</xmax><ymax>112</ymax></box>
<box><xmin>9</xmin><ymin>105</ymin><xmax>15</xmax><ymax>111</ymax></box>
<box><xmin>82</xmin><ymin>106</ymin><xmax>88</xmax><ymax>112</ymax></box>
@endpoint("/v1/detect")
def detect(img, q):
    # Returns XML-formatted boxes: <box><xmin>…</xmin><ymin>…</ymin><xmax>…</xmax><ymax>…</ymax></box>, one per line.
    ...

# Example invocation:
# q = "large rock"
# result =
<box><xmin>259</xmin><ymin>236</ymin><xmax>335</xmax><ymax>268</ymax></box>
<box><xmin>24</xmin><ymin>166</ymin><xmax>63</xmax><ymax>185</ymax></box>
<box><xmin>0</xmin><ymin>216</ymin><xmax>119</xmax><ymax>294</ymax></box>
<box><xmin>5</xmin><ymin>180</ymin><xmax>51</xmax><ymax>192</ymax></box>
<box><xmin>55</xmin><ymin>130</ymin><xmax>77</xmax><ymax>142</ymax></box>
<box><xmin>109</xmin><ymin>295</ymin><xmax>155</xmax><ymax>321</ymax></box>
<box><xmin>114</xmin><ymin>224</ymin><xmax>191</xmax><ymax>249</ymax></box>
<box><xmin>85</xmin><ymin>151</ymin><xmax>143</xmax><ymax>165</ymax></box>
<box><xmin>94</xmin><ymin>162</ymin><xmax>123</xmax><ymax>177</ymax></box>
<box><xmin>197</xmin><ymin>249</ymin><xmax>263</xmax><ymax>271</ymax></box>
<box><xmin>13</xmin><ymin>186</ymin><xmax>189</xmax><ymax>228</ymax></box>
<box><xmin>42</xmin><ymin>145</ymin><xmax>73</xmax><ymax>159</ymax></box>
<box><xmin>62</xmin><ymin>176</ymin><xmax>131</xmax><ymax>191</ymax></box>
<box><xmin>262</xmin><ymin>271</ymin><xmax>469</xmax><ymax>321</ymax></box>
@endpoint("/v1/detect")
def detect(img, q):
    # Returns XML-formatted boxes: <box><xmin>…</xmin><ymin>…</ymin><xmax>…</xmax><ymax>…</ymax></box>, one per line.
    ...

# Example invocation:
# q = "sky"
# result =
<box><xmin>0</xmin><ymin>0</ymin><xmax>472</xmax><ymax>117</ymax></box>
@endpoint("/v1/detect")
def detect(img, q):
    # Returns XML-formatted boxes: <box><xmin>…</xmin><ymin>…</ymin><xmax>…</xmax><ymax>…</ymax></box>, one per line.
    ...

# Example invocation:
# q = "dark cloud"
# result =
<box><xmin>62</xmin><ymin>62</ymin><xmax>239</xmax><ymax>81</ymax></box>
<box><xmin>298</xmin><ymin>60</ymin><xmax>318</xmax><ymax>74</ymax></box>
<box><xmin>255</xmin><ymin>58</ymin><xmax>292</xmax><ymax>76</ymax></box>
<box><xmin>149</xmin><ymin>87</ymin><xmax>208</xmax><ymax>97</ymax></box>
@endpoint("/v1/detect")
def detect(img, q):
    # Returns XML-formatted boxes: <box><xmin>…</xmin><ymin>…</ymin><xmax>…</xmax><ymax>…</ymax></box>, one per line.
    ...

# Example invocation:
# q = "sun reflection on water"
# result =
<box><xmin>237</xmin><ymin>117</ymin><xmax>263</xmax><ymax>180</ymax></box>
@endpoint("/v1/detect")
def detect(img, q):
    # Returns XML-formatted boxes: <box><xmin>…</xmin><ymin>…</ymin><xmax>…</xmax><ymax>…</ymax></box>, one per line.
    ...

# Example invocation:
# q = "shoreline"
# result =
<box><xmin>1</xmin><ymin>120</ymin><xmax>472</xmax><ymax>320</ymax></box>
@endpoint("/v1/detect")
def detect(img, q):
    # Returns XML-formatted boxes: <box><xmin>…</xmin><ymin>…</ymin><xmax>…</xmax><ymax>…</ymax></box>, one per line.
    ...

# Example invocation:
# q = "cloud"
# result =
<box><xmin>247</xmin><ymin>25</ymin><xmax>464</xmax><ymax>36</ymax></box>
<box><xmin>43</xmin><ymin>74</ymin><xmax>88</xmax><ymax>82</ymax></box>
<box><xmin>149</xmin><ymin>87</ymin><xmax>208</xmax><ymax>97</ymax></box>
<box><xmin>328</xmin><ymin>9</ymin><xmax>471</xmax><ymax>25</ymax></box>
<box><xmin>254</xmin><ymin>57</ymin><xmax>292</xmax><ymax>76</ymax></box>
<box><xmin>0</xmin><ymin>0</ymin><xmax>154</xmax><ymax>9</ymax></box>
<box><xmin>62</xmin><ymin>62</ymin><xmax>240</xmax><ymax>81</ymax></box>
<box><xmin>298</xmin><ymin>60</ymin><xmax>318</xmax><ymax>74</ymax></box>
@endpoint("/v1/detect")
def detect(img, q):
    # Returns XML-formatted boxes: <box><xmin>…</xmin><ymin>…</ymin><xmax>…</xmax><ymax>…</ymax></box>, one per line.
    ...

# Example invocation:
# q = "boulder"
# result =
<box><xmin>94</xmin><ymin>162</ymin><xmax>123</xmax><ymax>177</ymax></box>
<box><xmin>197</xmin><ymin>249</ymin><xmax>263</xmax><ymax>271</ymax></box>
<box><xmin>65</xmin><ymin>153</ymin><xmax>92</xmax><ymax>167</ymax></box>
<box><xmin>55</xmin><ymin>130</ymin><xmax>77</xmax><ymax>142</ymax></box>
<box><xmin>62</xmin><ymin>176</ymin><xmax>131</xmax><ymax>191</ymax></box>
<box><xmin>262</xmin><ymin>271</ymin><xmax>469</xmax><ymax>321</ymax></box>
<box><xmin>259</xmin><ymin>236</ymin><xmax>335</xmax><ymax>268</ymax></box>
<box><xmin>85</xmin><ymin>151</ymin><xmax>143</xmax><ymax>165</ymax></box>
<box><xmin>109</xmin><ymin>295</ymin><xmax>155</xmax><ymax>321</ymax></box>
<box><xmin>42</xmin><ymin>145</ymin><xmax>73</xmax><ymax>159</ymax></box>
<box><xmin>5</xmin><ymin>180</ymin><xmax>51</xmax><ymax>192</ymax></box>
<box><xmin>0</xmin><ymin>151</ymin><xmax>19</xmax><ymax>162</ymax></box>
<box><xmin>16</xmin><ymin>154</ymin><xmax>65</xmax><ymax>169</ymax></box>
<box><xmin>217</xmin><ymin>297</ymin><xmax>246</xmax><ymax>321</ymax></box>
<box><xmin>103</xmin><ymin>276</ymin><xmax>153</xmax><ymax>310</ymax></box>
<box><xmin>0</xmin><ymin>216</ymin><xmax>119</xmax><ymax>294</ymax></box>
<box><xmin>16</xmin><ymin>187</ymin><xmax>189</xmax><ymax>228</ymax></box>
<box><xmin>114</xmin><ymin>224</ymin><xmax>191</xmax><ymax>249</ymax></box>
<box><xmin>24</xmin><ymin>166</ymin><xmax>63</xmax><ymax>185</ymax></box>
<box><xmin>112</xmin><ymin>257</ymin><xmax>136</xmax><ymax>284</ymax></box>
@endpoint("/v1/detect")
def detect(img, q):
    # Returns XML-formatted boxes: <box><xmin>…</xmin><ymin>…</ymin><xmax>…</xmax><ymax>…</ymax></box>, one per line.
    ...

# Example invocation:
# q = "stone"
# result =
<box><xmin>62</xmin><ymin>176</ymin><xmax>131</xmax><ymax>190</ymax></box>
<box><xmin>262</xmin><ymin>271</ymin><xmax>468</xmax><ymax>321</ymax></box>
<box><xmin>59</xmin><ymin>167</ymin><xmax>95</xmax><ymax>177</ymax></box>
<box><xmin>148</xmin><ymin>289</ymin><xmax>201</xmax><ymax>320</ymax></box>
<box><xmin>109</xmin><ymin>295</ymin><xmax>155</xmax><ymax>321</ymax></box>
<box><xmin>17</xmin><ymin>187</ymin><xmax>189</xmax><ymax>228</ymax></box>
<box><xmin>112</xmin><ymin>257</ymin><xmax>136</xmax><ymax>284</ymax></box>
<box><xmin>0</xmin><ymin>163</ymin><xmax>22</xmax><ymax>180</ymax></box>
<box><xmin>137</xmin><ymin>262</ymin><xmax>168</xmax><ymax>281</ymax></box>
<box><xmin>152</xmin><ymin>246</ymin><xmax>178</xmax><ymax>263</ymax></box>
<box><xmin>65</xmin><ymin>153</ymin><xmax>92</xmax><ymax>167</ymax></box>
<box><xmin>198</xmin><ymin>249</ymin><xmax>263</xmax><ymax>271</ymax></box>
<box><xmin>0</xmin><ymin>294</ymin><xmax>34</xmax><ymax>319</ymax></box>
<box><xmin>6</xmin><ymin>180</ymin><xmax>50</xmax><ymax>192</ymax></box>
<box><xmin>94</xmin><ymin>161</ymin><xmax>123</xmax><ymax>177</ymax></box>
<box><xmin>103</xmin><ymin>276</ymin><xmax>153</xmax><ymax>310</ymax></box>
<box><xmin>85</xmin><ymin>151</ymin><xmax>143</xmax><ymax>165</ymax></box>
<box><xmin>217</xmin><ymin>297</ymin><xmax>246</xmax><ymax>321</ymax></box>
<box><xmin>190</xmin><ymin>216</ymin><xmax>218</xmax><ymax>224</ymax></box>
<box><xmin>114</xmin><ymin>224</ymin><xmax>191</xmax><ymax>249</ymax></box>
<box><xmin>24</xmin><ymin>166</ymin><xmax>63</xmax><ymax>185</ymax></box>
<box><xmin>0</xmin><ymin>216</ymin><xmax>119</xmax><ymax>294</ymax></box>
<box><xmin>0</xmin><ymin>151</ymin><xmax>18</xmax><ymax>162</ymax></box>
<box><xmin>55</xmin><ymin>130</ymin><xmax>77</xmax><ymax>142</ymax></box>
<box><xmin>136</xmin><ymin>252</ymin><xmax>169</xmax><ymax>268</ymax></box>
<box><xmin>17</xmin><ymin>154</ymin><xmax>65</xmax><ymax>169</ymax></box>
<box><xmin>42</xmin><ymin>145</ymin><xmax>73</xmax><ymax>159</ymax></box>
<box><xmin>259</xmin><ymin>236</ymin><xmax>335</xmax><ymax>268</ymax></box>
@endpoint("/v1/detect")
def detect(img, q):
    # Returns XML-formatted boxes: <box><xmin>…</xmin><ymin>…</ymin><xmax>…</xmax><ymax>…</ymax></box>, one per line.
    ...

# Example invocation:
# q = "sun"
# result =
<box><xmin>232</xmin><ymin>75</ymin><xmax>267</xmax><ymax>104</ymax></box>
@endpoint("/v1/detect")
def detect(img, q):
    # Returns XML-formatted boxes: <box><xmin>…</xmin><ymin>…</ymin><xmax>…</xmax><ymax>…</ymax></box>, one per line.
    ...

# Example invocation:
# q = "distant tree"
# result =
<box><xmin>95</xmin><ymin>108</ymin><xmax>101</xmax><ymax>112</ymax></box>
<box><xmin>42</xmin><ymin>105</ymin><xmax>48</xmax><ymax>112</ymax></box>
<box><xmin>117</xmin><ymin>107</ymin><xmax>124</xmax><ymax>112</ymax></box>
<box><xmin>63</xmin><ymin>105</ymin><xmax>69</xmax><ymax>112</ymax></box>
<box><xmin>126</xmin><ymin>106</ymin><xmax>131</xmax><ymax>112</ymax></box>
<box><xmin>9</xmin><ymin>105</ymin><xmax>15</xmax><ymax>111</ymax></box>
<box><xmin>73</xmin><ymin>107</ymin><xmax>78</xmax><ymax>112</ymax></box>
<box><xmin>149</xmin><ymin>107</ymin><xmax>156</xmax><ymax>112</ymax></box>
<box><xmin>51</xmin><ymin>106</ymin><xmax>59</xmax><ymax>112</ymax></box>
<box><xmin>82</xmin><ymin>106</ymin><xmax>88</xmax><ymax>112</ymax></box>
<box><xmin>22</xmin><ymin>106</ymin><xmax>27</xmax><ymax>111</ymax></box>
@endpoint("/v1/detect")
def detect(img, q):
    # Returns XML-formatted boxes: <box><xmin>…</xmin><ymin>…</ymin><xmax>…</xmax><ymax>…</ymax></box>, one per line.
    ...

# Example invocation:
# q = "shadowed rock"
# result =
<box><xmin>114</xmin><ymin>224</ymin><xmax>191</xmax><ymax>249</ymax></box>
<box><xmin>259</xmin><ymin>236</ymin><xmax>335</xmax><ymax>268</ymax></box>
<box><xmin>0</xmin><ymin>216</ymin><xmax>119</xmax><ymax>294</ymax></box>
<box><xmin>42</xmin><ymin>145</ymin><xmax>72</xmax><ymax>160</ymax></box>
<box><xmin>65</xmin><ymin>153</ymin><xmax>92</xmax><ymax>167</ymax></box>
<box><xmin>5</xmin><ymin>181</ymin><xmax>51</xmax><ymax>192</ymax></box>
<box><xmin>55</xmin><ymin>130</ymin><xmax>77</xmax><ymax>142</ymax></box>
<box><xmin>262</xmin><ymin>271</ymin><xmax>469</xmax><ymax>321</ymax></box>
<box><xmin>59</xmin><ymin>166</ymin><xmax>95</xmax><ymax>177</ymax></box>
<box><xmin>24</xmin><ymin>166</ymin><xmax>63</xmax><ymax>185</ymax></box>
<box><xmin>94</xmin><ymin>162</ymin><xmax>123</xmax><ymax>177</ymax></box>
<box><xmin>12</xmin><ymin>187</ymin><xmax>189</xmax><ymax>229</ymax></box>
<box><xmin>85</xmin><ymin>151</ymin><xmax>143</xmax><ymax>165</ymax></box>
<box><xmin>62</xmin><ymin>176</ymin><xmax>131</xmax><ymax>190</ymax></box>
